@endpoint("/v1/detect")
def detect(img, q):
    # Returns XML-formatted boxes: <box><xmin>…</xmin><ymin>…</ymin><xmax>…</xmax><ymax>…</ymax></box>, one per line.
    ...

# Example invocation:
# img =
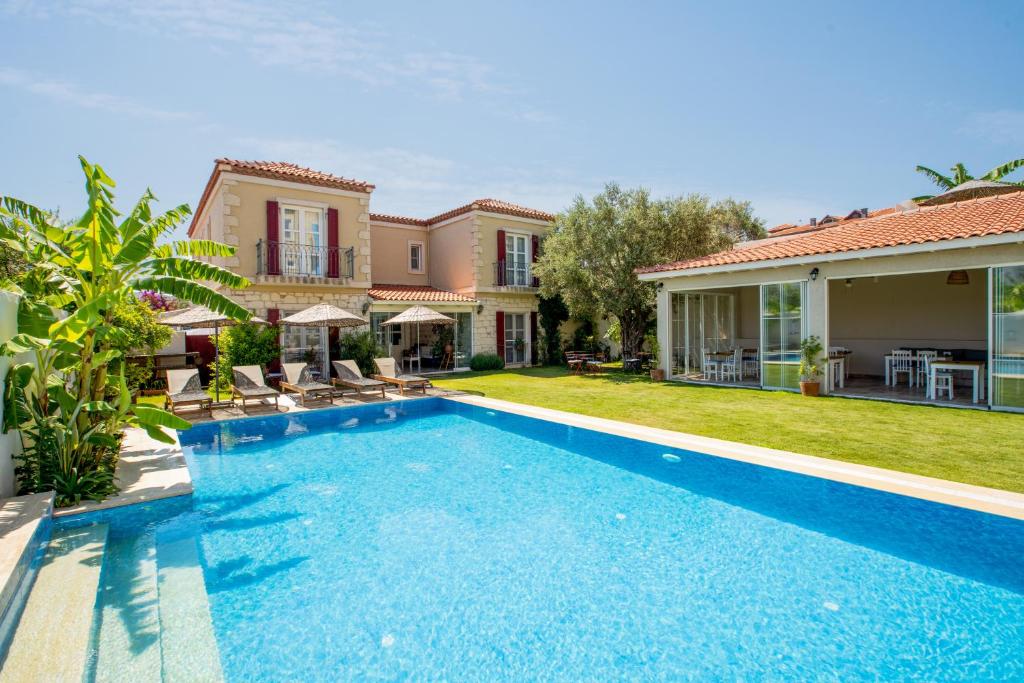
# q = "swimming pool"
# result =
<box><xmin>50</xmin><ymin>398</ymin><xmax>1024</xmax><ymax>680</ymax></box>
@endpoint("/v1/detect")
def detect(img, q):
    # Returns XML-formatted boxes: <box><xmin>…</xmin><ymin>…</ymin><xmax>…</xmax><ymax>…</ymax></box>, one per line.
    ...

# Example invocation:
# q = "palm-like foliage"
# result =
<box><xmin>0</xmin><ymin>157</ymin><xmax>252</xmax><ymax>504</ymax></box>
<box><xmin>914</xmin><ymin>158</ymin><xmax>1024</xmax><ymax>201</ymax></box>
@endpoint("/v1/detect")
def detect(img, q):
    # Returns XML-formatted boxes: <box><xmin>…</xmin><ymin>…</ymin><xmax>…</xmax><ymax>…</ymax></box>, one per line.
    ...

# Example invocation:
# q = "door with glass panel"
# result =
<box><xmin>505</xmin><ymin>234</ymin><xmax>529</xmax><ymax>286</ymax></box>
<box><xmin>992</xmin><ymin>265</ymin><xmax>1024</xmax><ymax>410</ymax></box>
<box><xmin>669</xmin><ymin>292</ymin><xmax>735</xmax><ymax>378</ymax></box>
<box><xmin>504</xmin><ymin>313</ymin><xmax>526</xmax><ymax>364</ymax></box>
<box><xmin>281</xmin><ymin>206</ymin><xmax>323</xmax><ymax>276</ymax></box>
<box><xmin>454</xmin><ymin>312</ymin><xmax>472</xmax><ymax>368</ymax></box>
<box><xmin>761</xmin><ymin>282</ymin><xmax>805</xmax><ymax>390</ymax></box>
<box><xmin>280</xmin><ymin>311</ymin><xmax>327</xmax><ymax>377</ymax></box>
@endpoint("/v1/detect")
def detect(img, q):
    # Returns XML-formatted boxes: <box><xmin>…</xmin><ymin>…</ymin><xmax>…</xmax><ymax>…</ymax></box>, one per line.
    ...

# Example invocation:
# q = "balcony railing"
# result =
<box><xmin>256</xmin><ymin>240</ymin><xmax>354</xmax><ymax>279</ymax></box>
<box><xmin>494</xmin><ymin>259</ymin><xmax>539</xmax><ymax>288</ymax></box>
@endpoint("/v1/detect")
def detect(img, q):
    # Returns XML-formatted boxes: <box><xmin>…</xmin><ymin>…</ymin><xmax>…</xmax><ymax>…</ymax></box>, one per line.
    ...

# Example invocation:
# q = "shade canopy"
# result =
<box><xmin>918</xmin><ymin>180</ymin><xmax>1021</xmax><ymax>206</ymax></box>
<box><xmin>160</xmin><ymin>305</ymin><xmax>266</xmax><ymax>330</ymax></box>
<box><xmin>380</xmin><ymin>305</ymin><xmax>455</xmax><ymax>326</ymax></box>
<box><xmin>278</xmin><ymin>303</ymin><xmax>368</xmax><ymax>328</ymax></box>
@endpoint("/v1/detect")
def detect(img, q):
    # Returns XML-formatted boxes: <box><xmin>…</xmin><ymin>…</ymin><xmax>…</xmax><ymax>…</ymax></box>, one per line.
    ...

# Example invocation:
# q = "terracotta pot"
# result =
<box><xmin>650</xmin><ymin>368</ymin><xmax>665</xmax><ymax>382</ymax></box>
<box><xmin>799</xmin><ymin>380</ymin><xmax>821</xmax><ymax>397</ymax></box>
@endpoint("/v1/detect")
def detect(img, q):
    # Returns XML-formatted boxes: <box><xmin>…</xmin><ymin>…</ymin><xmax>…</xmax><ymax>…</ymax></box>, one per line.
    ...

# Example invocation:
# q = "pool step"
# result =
<box><xmin>156</xmin><ymin>535</ymin><xmax>224</xmax><ymax>682</ymax></box>
<box><xmin>0</xmin><ymin>524</ymin><xmax>109</xmax><ymax>683</ymax></box>
<box><xmin>94</xmin><ymin>533</ymin><xmax>162</xmax><ymax>682</ymax></box>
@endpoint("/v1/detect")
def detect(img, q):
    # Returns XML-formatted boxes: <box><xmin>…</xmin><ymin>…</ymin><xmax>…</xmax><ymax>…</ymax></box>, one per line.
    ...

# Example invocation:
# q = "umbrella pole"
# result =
<box><xmin>214</xmin><ymin>322</ymin><xmax>221</xmax><ymax>403</ymax></box>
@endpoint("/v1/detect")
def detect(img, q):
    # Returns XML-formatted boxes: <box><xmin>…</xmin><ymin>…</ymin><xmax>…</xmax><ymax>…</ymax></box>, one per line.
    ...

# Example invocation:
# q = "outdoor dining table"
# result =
<box><xmin>928</xmin><ymin>360</ymin><xmax>986</xmax><ymax>403</ymax></box>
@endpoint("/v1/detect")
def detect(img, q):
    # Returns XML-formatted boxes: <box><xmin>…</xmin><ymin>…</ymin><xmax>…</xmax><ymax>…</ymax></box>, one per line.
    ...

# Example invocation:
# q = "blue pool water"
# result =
<box><xmin>58</xmin><ymin>398</ymin><xmax>1024</xmax><ymax>680</ymax></box>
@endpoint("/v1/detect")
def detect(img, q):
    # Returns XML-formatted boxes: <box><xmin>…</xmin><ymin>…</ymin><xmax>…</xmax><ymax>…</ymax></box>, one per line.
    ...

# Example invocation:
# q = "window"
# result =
<box><xmin>760</xmin><ymin>282</ymin><xmax>806</xmax><ymax>390</ymax></box>
<box><xmin>408</xmin><ymin>241</ymin><xmax>424</xmax><ymax>274</ymax></box>
<box><xmin>279</xmin><ymin>204</ymin><xmax>324</xmax><ymax>276</ymax></box>
<box><xmin>280</xmin><ymin>309</ymin><xmax>327</xmax><ymax>376</ymax></box>
<box><xmin>504</xmin><ymin>313</ymin><xmax>527</xmax><ymax>364</ymax></box>
<box><xmin>992</xmin><ymin>266</ymin><xmax>1024</xmax><ymax>410</ymax></box>
<box><xmin>504</xmin><ymin>233</ymin><xmax>529</xmax><ymax>286</ymax></box>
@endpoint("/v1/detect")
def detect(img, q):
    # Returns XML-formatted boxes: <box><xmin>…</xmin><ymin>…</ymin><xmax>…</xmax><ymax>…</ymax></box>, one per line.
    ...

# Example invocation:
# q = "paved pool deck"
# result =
<box><xmin>444</xmin><ymin>394</ymin><xmax>1024</xmax><ymax>521</ymax></box>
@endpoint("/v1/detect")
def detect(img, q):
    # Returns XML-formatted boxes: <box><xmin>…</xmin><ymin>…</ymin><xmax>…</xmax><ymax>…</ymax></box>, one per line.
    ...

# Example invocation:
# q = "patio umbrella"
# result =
<box><xmin>380</xmin><ymin>305</ymin><xmax>455</xmax><ymax>368</ymax></box>
<box><xmin>161</xmin><ymin>305</ymin><xmax>267</xmax><ymax>404</ymax></box>
<box><xmin>918</xmin><ymin>180</ymin><xmax>1021</xmax><ymax>206</ymax></box>
<box><xmin>278</xmin><ymin>303</ymin><xmax>369</xmax><ymax>377</ymax></box>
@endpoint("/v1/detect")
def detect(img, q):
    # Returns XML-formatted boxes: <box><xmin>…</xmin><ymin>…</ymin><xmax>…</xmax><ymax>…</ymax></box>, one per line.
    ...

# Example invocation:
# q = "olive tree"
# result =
<box><xmin>534</xmin><ymin>184</ymin><xmax>764</xmax><ymax>359</ymax></box>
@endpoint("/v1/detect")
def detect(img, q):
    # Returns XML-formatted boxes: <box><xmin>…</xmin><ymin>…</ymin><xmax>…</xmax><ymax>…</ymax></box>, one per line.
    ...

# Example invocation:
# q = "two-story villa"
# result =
<box><xmin>188</xmin><ymin>159</ymin><xmax>554</xmax><ymax>374</ymax></box>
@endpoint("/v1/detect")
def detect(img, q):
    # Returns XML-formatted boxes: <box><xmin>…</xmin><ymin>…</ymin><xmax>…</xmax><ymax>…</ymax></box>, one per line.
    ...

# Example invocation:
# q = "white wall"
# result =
<box><xmin>0</xmin><ymin>292</ymin><xmax>21</xmax><ymax>498</ymax></box>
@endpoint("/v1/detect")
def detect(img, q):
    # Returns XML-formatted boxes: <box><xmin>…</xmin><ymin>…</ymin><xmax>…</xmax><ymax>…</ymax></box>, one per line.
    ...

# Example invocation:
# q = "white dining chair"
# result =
<box><xmin>890</xmin><ymin>349</ymin><xmax>914</xmax><ymax>387</ymax></box>
<box><xmin>719</xmin><ymin>348</ymin><xmax>741</xmax><ymax>382</ymax></box>
<box><xmin>925</xmin><ymin>356</ymin><xmax>954</xmax><ymax>400</ymax></box>
<box><xmin>742</xmin><ymin>348</ymin><xmax>760</xmax><ymax>379</ymax></box>
<box><xmin>915</xmin><ymin>350</ymin><xmax>937</xmax><ymax>388</ymax></box>
<box><xmin>702</xmin><ymin>348</ymin><xmax>720</xmax><ymax>381</ymax></box>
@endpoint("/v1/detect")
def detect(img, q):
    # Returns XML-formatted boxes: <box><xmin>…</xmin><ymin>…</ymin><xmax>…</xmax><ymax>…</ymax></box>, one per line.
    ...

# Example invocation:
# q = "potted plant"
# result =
<box><xmin>645</xmin><ymin>333</ymin><xmax>664</xmax><ymax>381</ymax></box>
<box><xmin>798</xmin><ymin>335</ymin><xmax>824</xmax><ymax>396</ymax></box>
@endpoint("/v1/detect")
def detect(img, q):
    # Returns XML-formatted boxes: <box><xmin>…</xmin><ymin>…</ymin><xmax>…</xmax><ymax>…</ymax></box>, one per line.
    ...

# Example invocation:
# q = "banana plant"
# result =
<box><xmin>914</xmin><ymin>158</ymin><xmax>1024</xmax><ymax>201</ymax></box>
<box><xmin>0</xmin><ymin>157</ymin><xmax>248</xmax><ymax>503</ymax></box>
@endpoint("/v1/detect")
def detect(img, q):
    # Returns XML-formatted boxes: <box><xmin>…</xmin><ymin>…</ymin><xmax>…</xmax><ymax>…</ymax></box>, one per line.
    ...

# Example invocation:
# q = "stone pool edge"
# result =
<box><xmin>53</xmin><ymin>427</ymin><xmax>193</xmax><ymax>519</ymax></box>
<box><xmin>443</xmin><ymin>394</ymin><xmax>1024</xmax><ymax>521</ymax></box>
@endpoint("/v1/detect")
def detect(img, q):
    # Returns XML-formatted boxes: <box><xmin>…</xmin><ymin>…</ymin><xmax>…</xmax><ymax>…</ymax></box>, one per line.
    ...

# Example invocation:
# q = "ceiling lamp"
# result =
<box><xmin>946</xmin><ymin>270</ymin><xmax>969</xmax><ymax>286</ymax></box>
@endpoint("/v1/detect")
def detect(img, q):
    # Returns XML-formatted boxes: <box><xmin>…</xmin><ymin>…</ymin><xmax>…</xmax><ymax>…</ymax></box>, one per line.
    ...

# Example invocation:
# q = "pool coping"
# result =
<box><xmin>53</xmin><ymin>427</ymin><xmax>193</xmax><ymax>518</ymax></box>
<box><xmin>443</xmin><ymin>394</ymin><xmax>1024</xmax><ymax>521</ymax></box>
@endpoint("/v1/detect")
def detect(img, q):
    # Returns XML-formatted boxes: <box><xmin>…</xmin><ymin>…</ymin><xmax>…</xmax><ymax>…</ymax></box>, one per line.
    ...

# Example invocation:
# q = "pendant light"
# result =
<box><xmin>946</xmin><ymin>270</ymin><xmax>969</xmax><ymax>286</ymax></box>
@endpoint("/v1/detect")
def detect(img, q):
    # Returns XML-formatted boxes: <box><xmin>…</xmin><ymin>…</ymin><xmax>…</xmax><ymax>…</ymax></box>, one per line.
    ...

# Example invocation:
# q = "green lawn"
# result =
<box><xmin>433</xmin><ymin>367</ymin><xmax>1024</xmax><ymax>493</ymax></box>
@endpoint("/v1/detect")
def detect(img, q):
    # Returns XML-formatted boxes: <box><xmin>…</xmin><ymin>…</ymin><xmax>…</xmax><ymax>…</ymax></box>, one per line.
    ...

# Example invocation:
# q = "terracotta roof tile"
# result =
<box><xmin>370</xmin><ymin>199</ymin><xmax>554</xmax><ymax>227</ymax></box>
<box><xmin>637</xmin><ymin>191</ymin><xmax>1024</xmax><ymax>275</ymax></box>
<box><xmin>368</xmin><ymin>213</ymin><xmax>429</xmax><ymax>227</ymax></box>
<box><xmin>215</xmin><ymin>159</ymin><xmax>375</xmax><ymax>193</ymax></box>
<box><xmin>368</xmin><ymin>284</ymin><xmax>476</xmax><ymax>303</ymax></box>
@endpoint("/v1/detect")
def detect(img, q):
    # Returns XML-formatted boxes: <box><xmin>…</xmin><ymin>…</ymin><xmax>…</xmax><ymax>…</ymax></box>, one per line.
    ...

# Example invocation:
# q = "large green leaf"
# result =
<box><xmin>131</xmin><ymin>404</ymin><xmax>191</xmax><ymax>430</ymax></box>
<box><xmin>171</xmin><ymin>240</ymin><xmax>236</xmax><ymax>258</ymax></box>
<box><xmin>115</xmin><ymin>204</ymin><xmax>192</xmax><ymax>265</ymax></box>
<box><xmin>146</xmin><ymin>257</ymin><xmax>249</xmax><ymax>289</ymax></box>
<box><xmin>131</xmin><ymin>276</ymin><xmax>251</xmax><ymax>320</ymax></box>
<box><xmin>914</xmin><ymin>165</ymin><xmax>954</xmax><ymax>190</ymax></box>
<box><xmin>981</xmin><ymin>158</ymin><xmax>1024</xmax><ymax>182</ymax></box>
<box><xmin>48</xmin><ymin>293</ymin><xmax>112</xmax><ymax>342</ymax></box>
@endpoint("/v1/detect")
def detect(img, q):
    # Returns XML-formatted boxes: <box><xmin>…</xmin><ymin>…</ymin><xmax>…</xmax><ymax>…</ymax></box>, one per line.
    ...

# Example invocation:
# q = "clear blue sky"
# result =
<box><xmin>2</xmin><ymin>0</ymin><xmax>1022</xmax><ymax>238</ymax></box>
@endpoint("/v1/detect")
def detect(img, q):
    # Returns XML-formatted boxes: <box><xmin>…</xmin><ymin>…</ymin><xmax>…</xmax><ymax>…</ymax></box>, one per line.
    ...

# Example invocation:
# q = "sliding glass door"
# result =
<box><xmin>761</xmin><ymin>282</ymin><xmax>805</xmax><ymax>390</ymax></box>
<box><xmin>991</xmin><ymin>265</ymin><xmax>1024</xmax><ymax>411</ymax></box>
<box><xmin>669</xmin><ymin>292</ymin><xmax>734</xmax><ymax>378</ymax></box>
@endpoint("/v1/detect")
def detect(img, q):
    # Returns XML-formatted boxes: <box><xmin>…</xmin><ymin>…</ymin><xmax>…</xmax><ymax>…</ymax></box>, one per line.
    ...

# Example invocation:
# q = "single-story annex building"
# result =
<box><xmin>637</xmin><ymin>189</ymin><xmax>1024</xmax><ymax>412</ymax></box>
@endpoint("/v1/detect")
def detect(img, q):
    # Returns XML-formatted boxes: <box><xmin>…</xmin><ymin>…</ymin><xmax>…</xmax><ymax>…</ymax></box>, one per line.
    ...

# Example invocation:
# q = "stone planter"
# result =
<box><xmin>650</xmin><ymin>368</ymin><xmax>665</xmax><ymax>382</ymax></box>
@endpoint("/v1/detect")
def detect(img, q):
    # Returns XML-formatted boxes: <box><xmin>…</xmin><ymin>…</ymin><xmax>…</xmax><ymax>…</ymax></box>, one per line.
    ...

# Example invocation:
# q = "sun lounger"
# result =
<box><xmin>280</xmin><ymin>363</ymin><xmax>336</xmax><ymax>406</ymax></box>
<box><xmin>163</xmin><ymin>368</ymin><xmax>212</xmax><ymax>417</ymax></box>
<box><xmin>231</xmin><ymin>365</ymin><xmax>281</xmax><ymax>413</ymax></box>
<box><xmin>331</xmin><ymin>360</ymin><xmax>387</xmax><ymax>400</ymax></box>
<box><xmin>372</xmin><ymin>357</ymin><xmax>429</xmax><ymax>395</ymax></box>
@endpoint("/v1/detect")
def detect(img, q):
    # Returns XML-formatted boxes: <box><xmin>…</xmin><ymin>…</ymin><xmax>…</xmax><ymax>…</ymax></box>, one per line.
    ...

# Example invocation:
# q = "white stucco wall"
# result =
<box><xmin>0</xmin><ymin>292</ymin><xmax>21</xmax><ymax>498</ymax></box>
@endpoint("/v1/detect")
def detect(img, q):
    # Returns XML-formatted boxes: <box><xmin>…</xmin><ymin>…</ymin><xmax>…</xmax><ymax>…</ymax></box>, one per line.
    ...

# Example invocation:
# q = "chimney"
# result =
<box><xmin>861</xmin><ymin>207</ymin><xmax>869</xmax><ymax>218</ymax></box>
<box><xmin>809</xmin><ymin>217</ymin><xmax>817</xmax><ymax>227</ymax></box>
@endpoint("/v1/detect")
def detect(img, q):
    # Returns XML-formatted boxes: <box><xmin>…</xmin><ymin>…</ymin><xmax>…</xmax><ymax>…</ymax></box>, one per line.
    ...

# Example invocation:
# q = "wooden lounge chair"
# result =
<box><xmin>372</xmin><ymin>357</ymin><xmax>429</xmax><ymax>395</ymax></box>
<box><xmin>331</xmin><ymin>360</ymin><xmax>387</xmax><ymax>400</ymax></box>
<box><xmin>231</xmin><ymin>365</ymin><xmax>281</xmax><ymax>414</ymax></box>
<box><xmin>280</xmin><ymin>363</ymin><xmax>335</xmax><ymax>407</ymax></box>
<box><xmin>163</xmin><ymin>368</ymin><xmax>212</xmax><ymax>417</ymax></box>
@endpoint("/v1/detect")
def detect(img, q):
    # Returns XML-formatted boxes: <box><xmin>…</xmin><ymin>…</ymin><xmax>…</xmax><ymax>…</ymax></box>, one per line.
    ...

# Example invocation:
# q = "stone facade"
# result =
<box><xmin>474</xmin><ymin>292</ymin><xmax>539</xmax><ymax>365</ymax></box>
<box><xmin>224</xmin><ymin>287</ymin><xmax>371</xmax><ymax>320</ymax></box>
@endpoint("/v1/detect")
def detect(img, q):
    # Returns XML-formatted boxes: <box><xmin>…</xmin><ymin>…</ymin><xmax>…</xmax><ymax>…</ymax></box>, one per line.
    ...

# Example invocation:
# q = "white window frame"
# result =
<box><xmin>504</xmin><ymin>231</ymin><xmax>531</xmax><ymax>286</ymax></box>
<box><xmin>279</xmin><ymin>203</ymin><xmax>326</xmax><ymax>276</ymax></box>
<box><xmin>408</xmin><ymin>240</ymin><xmax>425</xmax><ymax>274</ymax></box>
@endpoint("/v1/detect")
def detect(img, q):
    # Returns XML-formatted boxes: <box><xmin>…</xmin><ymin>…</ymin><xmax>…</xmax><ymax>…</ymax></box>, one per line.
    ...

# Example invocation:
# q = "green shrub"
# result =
<box><xmin>210</xmin><ymin>321</ymin><xmax>282</xmax><ymax>392</ymax></box>
<box><xmin>338</xmin><ymin>330</ymin><xmax>386</xmax><ymax>377</ymax></box>
<box><xmin>470</xmin><ymin>353</ymin><xmax>505</xmax><ymax>371</ymax></box>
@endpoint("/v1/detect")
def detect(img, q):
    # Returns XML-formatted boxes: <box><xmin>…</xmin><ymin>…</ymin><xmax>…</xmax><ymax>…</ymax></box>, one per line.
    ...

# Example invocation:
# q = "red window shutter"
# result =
<box><xmin>327</xmin><ymin>208</ymin><xmax>340</xmax><ymax>278</ymax></box>
<box><xmin>496</xmin><ymin>311</ymin><xmax>505</xmax><ymax>357</ymax></box>
<box><xmin>530</xmin><ymin>311</ymin><xmax>538</xmax><ymax>365</ymax></box>
<box><xmin>531</xmin><ymin>234</ymin><xmax>540</xmax><ymax>287</ymax></box>
<box><xmin>496</xmin><ymin>229</ymin><xmax>506</xmax><ymax>286</ymax></box>
<box><xmin>266</xmin><ymin>201</ymin><xmax>280</xmax><ymax>275</ymax></box>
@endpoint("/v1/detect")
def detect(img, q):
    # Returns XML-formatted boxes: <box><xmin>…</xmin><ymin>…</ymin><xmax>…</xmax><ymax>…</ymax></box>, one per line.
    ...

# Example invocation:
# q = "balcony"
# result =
<box><xmin>494</xmin><ymin>259</ymin><xmax>539</xmax><ymax>290</ymax></box>
<box><xmin>256</xmin><ymin>240</ymin><xmax>354</xmax><ymax>280</ymax></box>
